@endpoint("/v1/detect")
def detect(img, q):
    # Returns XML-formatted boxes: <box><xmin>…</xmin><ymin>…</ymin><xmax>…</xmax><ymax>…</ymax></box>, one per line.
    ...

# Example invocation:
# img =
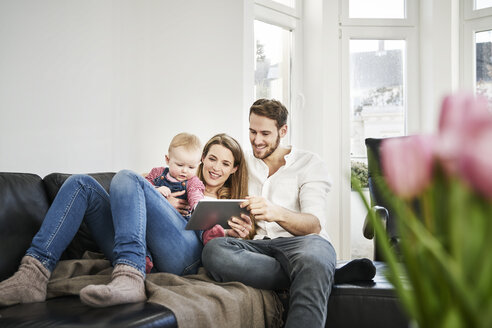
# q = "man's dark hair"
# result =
<box><xmin>249</xmin><ymin>99</ymin><xmax>288</xmax><ymax>129</ymax></box>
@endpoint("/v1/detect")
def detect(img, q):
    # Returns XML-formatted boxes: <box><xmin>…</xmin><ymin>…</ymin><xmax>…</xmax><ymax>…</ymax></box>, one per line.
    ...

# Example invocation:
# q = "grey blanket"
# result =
<box><xmin>46</xmin><ymin>257</ymin><xmax>284</xmax><ymax>328</ymax></box>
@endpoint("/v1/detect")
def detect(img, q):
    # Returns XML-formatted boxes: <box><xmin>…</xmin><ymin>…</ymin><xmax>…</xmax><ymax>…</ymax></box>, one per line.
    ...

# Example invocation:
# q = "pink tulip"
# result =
<box><xmin>437</xmin><ymin>92</ymin><xmax>490</xmax><ymax>175</ymax></box>
<box><xmin>459</xmin><ymin>119</ymin><xmax>492</xmax><ymax>199</ymax></box>
<box><xmin>381</xmin><ymin>135</ymin><xmax>435</xmax><ymax>199</ymax></box>
<box><xmin>438</xmin><ymin>92</ymin><xmax>489</xmax><ymax>133</ymax></box>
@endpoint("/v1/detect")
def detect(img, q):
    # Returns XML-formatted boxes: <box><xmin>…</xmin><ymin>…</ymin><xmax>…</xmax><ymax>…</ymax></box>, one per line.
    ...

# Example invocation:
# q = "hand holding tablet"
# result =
<box><xmin>185</xmin><ymin>199</ymin><xmax>249</xmax><ymax>230</ymax></box>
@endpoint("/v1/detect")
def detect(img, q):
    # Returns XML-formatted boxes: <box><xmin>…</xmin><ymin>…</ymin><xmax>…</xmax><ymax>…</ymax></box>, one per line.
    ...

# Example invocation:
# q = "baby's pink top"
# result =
<box><xmin>145</xmin><ymin>167</ymin><xmax>205</xmax><ymax>209</ymax></box>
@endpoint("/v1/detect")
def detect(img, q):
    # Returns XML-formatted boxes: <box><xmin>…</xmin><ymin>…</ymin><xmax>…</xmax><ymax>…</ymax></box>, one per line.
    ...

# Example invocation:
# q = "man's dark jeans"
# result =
<box><xmin>202</xmin><ymin>235</ymin><xmax>336</xmax><ymax>328</ymax></box>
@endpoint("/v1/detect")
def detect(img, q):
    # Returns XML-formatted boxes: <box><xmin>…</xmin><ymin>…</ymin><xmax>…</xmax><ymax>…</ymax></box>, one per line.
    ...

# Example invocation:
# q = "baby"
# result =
<box><xmin>145</xmin><ymin>132</ymin><xmax>204</xmax><ymax>213</ymax></box>
<box><xmin>143</xmin><ymin>132</ymin><xmax>207</xmax><ymax>273</ymax></box>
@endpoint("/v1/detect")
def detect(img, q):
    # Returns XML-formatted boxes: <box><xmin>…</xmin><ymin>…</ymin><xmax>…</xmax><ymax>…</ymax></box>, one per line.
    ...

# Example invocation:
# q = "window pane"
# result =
<box><xmin>254</xmin><ymin>20</ymin><xmax>291</xmax><ymax>108</ymax></box>
<box><xmin>349</xmin><ymin>0</ymin><xmax>405</xmax><ymax>19</ymax></box>
<box><xmin>476</xmin><ymin>0</ymin><xmax>492</xmax><ymax>10</ymax></box>
<box><xmin>476</xmin><ymin>30</ymin><xmax>492</xmax><ymax>107</ymax></box>
<box><xmin>271</xmin><ymin>0</ymin><xmax>295</xmax><ymax>8</ymax></box>
<box><xmin>350</xmin><ymin>40</ymin><xmax>406</xmax><ymax>162</ymax></box>
<box><xmin>349</xmin><ymin>39</ymin><xmax>406</xmax><ymax>259</ymax></box>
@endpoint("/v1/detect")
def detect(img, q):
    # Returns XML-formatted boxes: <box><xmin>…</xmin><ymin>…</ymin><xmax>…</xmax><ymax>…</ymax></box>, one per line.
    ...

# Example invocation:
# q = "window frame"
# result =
<box><xmin>339</xmin><ymin>0</ymin><xmax>419</xmax><ymax>259</ymax></box>
<box><xmin>464</xmin><ymin>0</ymin><xmax>492</xmax><ymax>20</ymax></box>
<box><xmin>341</xmin><ymin>27</ymin><xmax>420</xmax><ymax>138</ymax></box>
<box><xmin>253</xmin><ymin>0</ymin><xmax>302</xmax><ymax>146</ymax></box>
<box><xmin>255</xmin><ymin>0</ymin><xmax>298</xmax><ymax>20</ymax></box>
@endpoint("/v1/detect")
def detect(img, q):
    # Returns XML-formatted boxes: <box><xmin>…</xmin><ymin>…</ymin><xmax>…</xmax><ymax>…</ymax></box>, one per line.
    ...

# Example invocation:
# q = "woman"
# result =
<box><xmin>0</xmin><ymin>133</ymin><xmax>253</xmax><ymax>308</ymax></box>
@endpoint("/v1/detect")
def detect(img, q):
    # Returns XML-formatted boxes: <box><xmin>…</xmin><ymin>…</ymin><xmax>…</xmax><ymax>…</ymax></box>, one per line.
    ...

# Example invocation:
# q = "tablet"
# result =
<box><xmin>185</xmin><ymin>199</ymin><xmax>248</xmax><ymax>230</ymax></box>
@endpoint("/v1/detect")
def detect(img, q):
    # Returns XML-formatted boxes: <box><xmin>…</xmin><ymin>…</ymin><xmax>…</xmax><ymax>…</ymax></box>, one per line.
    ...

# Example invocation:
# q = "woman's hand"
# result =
<box><xmin>226</xmin><ymin>213</ymin><xmax>253</xmax><ymax>239</ymax></box>
<box><xmin>167</xmin><ymin>190</ymin><xmax>190</xmax><ymax>216</ymax></box>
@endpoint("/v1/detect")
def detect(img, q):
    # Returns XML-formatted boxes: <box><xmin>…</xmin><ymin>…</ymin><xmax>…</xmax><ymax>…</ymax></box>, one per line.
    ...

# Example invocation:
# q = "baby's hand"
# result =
<box><xmin>157</xmin><ymin>186</ymin><xmax>172</xmax><ymax>198</ymax></box>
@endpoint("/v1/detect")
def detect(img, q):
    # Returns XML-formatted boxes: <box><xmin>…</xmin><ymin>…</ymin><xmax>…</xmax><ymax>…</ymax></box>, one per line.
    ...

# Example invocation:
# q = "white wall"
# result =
<box><xmin>419</xmin><ymin>0</ymin><xmax>460</xmax><ymax>133</ymax></box>
<box><xmin>0</xmin><ymin>0</ymin><xmax>246</xmax><ymax>177</ymax></box>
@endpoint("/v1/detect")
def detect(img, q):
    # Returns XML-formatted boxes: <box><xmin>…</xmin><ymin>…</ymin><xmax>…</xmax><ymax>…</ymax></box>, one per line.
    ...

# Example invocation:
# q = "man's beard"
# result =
<box><xmin>253</xmin><ymin>134</ymin><xmax>281</xmax><ymax>160</ymax></box>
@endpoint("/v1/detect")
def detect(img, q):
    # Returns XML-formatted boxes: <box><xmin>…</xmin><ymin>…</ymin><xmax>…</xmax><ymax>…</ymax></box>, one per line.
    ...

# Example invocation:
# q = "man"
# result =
<box><xmin>202</xmin><ymin>99</ymin><xmax>373</xmax><ymax>327</ymax></box>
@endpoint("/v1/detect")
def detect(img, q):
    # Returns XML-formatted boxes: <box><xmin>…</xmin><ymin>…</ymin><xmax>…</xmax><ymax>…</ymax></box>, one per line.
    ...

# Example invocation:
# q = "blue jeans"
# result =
<box><xmin>202</xmin><ymin>235</ymin><xmax>336</xmax><ymax>328</ymax></box>
<box><xmin>26</xmin><ymin>170</ymin><xmax>202</xmax><ymax>276</ymax></box>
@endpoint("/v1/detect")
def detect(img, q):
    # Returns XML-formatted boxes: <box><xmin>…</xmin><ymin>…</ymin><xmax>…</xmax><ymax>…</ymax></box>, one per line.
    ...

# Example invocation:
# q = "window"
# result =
<box><xmin>350</xmin><ymin>40</ymin><xmax>406</xmax><ymax>161</ymax></box>
<box><xmin>341</xmin><ymin>0</ymin><xmax>417</xmax><ymax>26</ymax></box>
<box><xmin>349</xmin><ymin>0</ymin><xmax>405</xmax><ymax>19</ymax></box>
<box><xmin>254</xmin><ymin>20</ymin><xmax>292</xmax><ymax>107</ymax></box>
<box><xmin>475</xmin><ymin>30</ymin><xmax>492</xmax><ymax>105</ymax></box>
<box><xmin>339</xmin><ymin>0</ymin><xmax>418</xmax><ymax>260</ymax></box>
<box><xmin>476</xmin><ymin>0</ymin><xmax>492</xmax><ymax>10</ymax></box>
<box><xmin>463</xmin><ymin>0</ymin><xmax>492</xmax><ymax>106</ymax></box>
<box><xmin>253</xmin><ymin>0</ymin><xmax>300</xmax><ymax>145</ymax></box>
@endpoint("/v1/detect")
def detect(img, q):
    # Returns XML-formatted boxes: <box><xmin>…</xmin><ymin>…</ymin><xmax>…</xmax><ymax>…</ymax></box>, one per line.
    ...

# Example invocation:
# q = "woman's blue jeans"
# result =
<box><xmin>26</xmin><ymin>170</ymin><xmax>202</xmax><ymax>276</ymax></box>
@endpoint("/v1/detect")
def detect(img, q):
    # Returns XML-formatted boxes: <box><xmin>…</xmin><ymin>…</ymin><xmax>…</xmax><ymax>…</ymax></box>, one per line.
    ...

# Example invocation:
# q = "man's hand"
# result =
<box><xmin>241</xmin><ymin>196</ymin><xmax>280</xmax><ymax>222</ymax></box>
<box><xmin>167</xmin><ymin>190</ymin><xmax>190</xmax><ymax>216</ymax></box>
<box><xmin>156</xmin><ymin>186</ymin><xmax>172</xmax><ymax>198</ymax></box>
<box><xmin>225</xmin><ymin>214</ymin><xmax>253</xmax><ymax>239</ymax></box>
<box><xmin>241</xmin><ymin>196</ymin><xmax>321</xmax><ymax>236</ymax></box>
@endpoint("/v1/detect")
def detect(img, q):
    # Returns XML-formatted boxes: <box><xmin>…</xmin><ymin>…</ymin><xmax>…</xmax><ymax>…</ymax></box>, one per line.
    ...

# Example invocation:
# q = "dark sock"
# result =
<box><xmin>334</xmin><ymin>258</ymin><xmax>376</xmax><ymax>284</ymax></box>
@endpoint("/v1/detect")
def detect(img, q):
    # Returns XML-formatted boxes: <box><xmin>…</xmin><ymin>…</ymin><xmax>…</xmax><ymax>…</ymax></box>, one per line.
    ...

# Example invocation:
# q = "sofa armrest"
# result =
<box><xmin>0</xmin><ymin>173</ymin><xmax>49</xmax><ymax>280</ymax></box>
<box><xmin>363</xmin><ymin>206</ymin><xmax>389</xmax><ymax>240</ymax></box>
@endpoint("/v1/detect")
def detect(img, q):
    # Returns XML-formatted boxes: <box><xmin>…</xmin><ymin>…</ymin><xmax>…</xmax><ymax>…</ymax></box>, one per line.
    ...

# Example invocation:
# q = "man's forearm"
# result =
<box><xmin>274</xmin><ymin>207</ymin><xmax>321</xmax><ymax>236</ymax></box>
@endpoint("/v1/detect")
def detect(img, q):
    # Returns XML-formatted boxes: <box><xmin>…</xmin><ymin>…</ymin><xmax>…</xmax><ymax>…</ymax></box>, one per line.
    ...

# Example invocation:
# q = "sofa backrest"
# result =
<box><xmin>43</xmin><ymin>173</ymin><xmax>116</xmax><ymax>260</ymax></box>
<box><xmin>0</xmin><ymin>173</ymin><xmax>49</xmax><ymax>280</ymax></box>
<box><xmin>43</xmin><ymin>173</ymin><xmax>115</xmax><ymax>202</ymax></box>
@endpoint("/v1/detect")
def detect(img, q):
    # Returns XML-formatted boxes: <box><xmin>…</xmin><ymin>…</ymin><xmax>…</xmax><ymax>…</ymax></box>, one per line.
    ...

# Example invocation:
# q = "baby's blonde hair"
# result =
<box><xmin>168</xmin><ymin>133</ymin><xmax>202</xmax><ymax>154</ymax></box>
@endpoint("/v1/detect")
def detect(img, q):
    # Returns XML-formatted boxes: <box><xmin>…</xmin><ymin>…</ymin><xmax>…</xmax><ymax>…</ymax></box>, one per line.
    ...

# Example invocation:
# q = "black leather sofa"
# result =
<box><xmin>0</xmin><ymin>171</ymin><xmax>409</xmax><ymax>327</ymax></box>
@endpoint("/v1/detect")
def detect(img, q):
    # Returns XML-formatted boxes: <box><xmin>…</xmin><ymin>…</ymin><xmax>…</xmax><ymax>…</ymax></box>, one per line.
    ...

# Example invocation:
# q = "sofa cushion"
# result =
<box><xmin>43</xmin><ymin>173</ymin><xmax>116</xmax><ymax>260</ymax></box>
<box><xmin>0</xmin><ymin>173</ymin><xmax>49</xmax><ymax>281</ymax></box>
<box><xmin>326</xmin><ymin>261</ymin><xmax>408</xmax><ymax>328</ymax></box>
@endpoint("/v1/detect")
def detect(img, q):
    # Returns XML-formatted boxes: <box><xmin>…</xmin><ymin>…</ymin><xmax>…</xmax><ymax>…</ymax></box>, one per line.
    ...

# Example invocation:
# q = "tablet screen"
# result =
<box><xmin>185</xmin><ymin>199</ymin><xmax>248</xmax><ymax>230</ymax></box>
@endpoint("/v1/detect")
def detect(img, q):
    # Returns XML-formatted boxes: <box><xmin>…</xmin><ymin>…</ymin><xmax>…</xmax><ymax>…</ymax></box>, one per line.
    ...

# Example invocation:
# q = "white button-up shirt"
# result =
<box><xmin>246</xmin><ymin>146</ymin><xmax>332</xmax><ymax>241</ymax></box>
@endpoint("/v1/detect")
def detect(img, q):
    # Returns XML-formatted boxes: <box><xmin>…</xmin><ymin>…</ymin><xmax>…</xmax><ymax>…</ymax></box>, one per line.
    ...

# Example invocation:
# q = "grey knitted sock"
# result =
<box><xmin>0</xmin><ymin>255</ymin><xmax>51</xmax><ymax>307</ymax></box>
<box><xmin>80</xmin><ymin>264</ymin><xmax>146</xmax><ymax>307</ymax></box>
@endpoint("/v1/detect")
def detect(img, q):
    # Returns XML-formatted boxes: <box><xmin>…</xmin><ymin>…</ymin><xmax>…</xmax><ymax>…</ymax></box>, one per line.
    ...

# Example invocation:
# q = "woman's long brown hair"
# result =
<box><xmin>197</xmin><ymin>133</ymin><xmax>255</xmax><ymax>238</ymax></box>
